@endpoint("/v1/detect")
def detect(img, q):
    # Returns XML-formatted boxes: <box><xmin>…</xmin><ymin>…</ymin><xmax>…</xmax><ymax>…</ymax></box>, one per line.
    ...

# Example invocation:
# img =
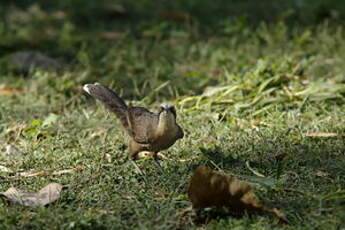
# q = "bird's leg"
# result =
<box><xmin>129</xmin><ymin>152</ymin><xmax>144</xmax><ymax>175</ymax></box>
<box><xmin>153</xmin><ymin>152</ymin><xmax>164</xmax><ymax>171</ymax></box>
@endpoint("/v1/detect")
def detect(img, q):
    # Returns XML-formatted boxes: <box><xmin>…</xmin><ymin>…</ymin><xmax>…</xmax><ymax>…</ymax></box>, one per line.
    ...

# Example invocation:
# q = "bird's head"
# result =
<box><xmin>159</xmin><ymin>103</ymin><xmax>177</xmax><ymax>118</ymax></box>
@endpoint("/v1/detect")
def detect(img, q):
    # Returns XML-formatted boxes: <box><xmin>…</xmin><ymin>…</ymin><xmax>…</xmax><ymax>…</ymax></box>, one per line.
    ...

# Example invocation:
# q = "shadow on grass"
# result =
<box><xmin>191</xmin><ymin>208</ymin><xmax>284</xmax><ymax>226</ymax></box>
<box><xmin>198</xmin><ymin>146</ymin><xmax>242</xmax><ymax>168</ymax></box>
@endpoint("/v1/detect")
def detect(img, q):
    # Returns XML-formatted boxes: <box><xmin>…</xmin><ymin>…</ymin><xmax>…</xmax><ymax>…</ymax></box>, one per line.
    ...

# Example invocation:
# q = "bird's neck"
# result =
<box><xmin>156</xmin><ymin>111</ymin><xmax>176</xmax><ymax>137</ymax></box>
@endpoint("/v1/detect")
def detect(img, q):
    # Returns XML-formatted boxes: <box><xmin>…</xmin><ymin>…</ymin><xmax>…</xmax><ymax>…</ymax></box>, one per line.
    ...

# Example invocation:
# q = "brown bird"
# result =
<box><xmin>83</xmin><ymin>83</ymin><xmax>184</xmax><ymax>164</ymax></box>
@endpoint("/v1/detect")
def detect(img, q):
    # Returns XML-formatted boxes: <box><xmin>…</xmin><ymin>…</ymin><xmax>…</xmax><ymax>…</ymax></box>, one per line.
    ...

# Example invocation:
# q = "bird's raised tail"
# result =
<box><xmin>83</xmin><ymin>83</ymin><xmax>129</xmax><ymax>127</ymax></box>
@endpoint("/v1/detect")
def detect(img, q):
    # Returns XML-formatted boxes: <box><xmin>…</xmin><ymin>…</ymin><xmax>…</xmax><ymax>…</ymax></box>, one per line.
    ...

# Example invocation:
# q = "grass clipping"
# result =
<box><xmin>188</xmin><ymin>166</ymin><xmax>287</xmax><ymax>222</ymax></box>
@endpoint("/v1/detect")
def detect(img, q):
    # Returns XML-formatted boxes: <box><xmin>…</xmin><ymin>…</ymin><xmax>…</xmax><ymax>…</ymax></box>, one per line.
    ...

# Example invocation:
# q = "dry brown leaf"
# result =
<box><xmin>188</xmin><ymin>166</ymin><xmax>287</xmax><ymax>222</ymax></box>
<box><xmin>0</xmin><ymin>84</ymin><xmax>23</xmax><ymax>95</ymax></box>
<box><xmin>305</xmin><ymin>132</ymin><xmax>337</xmax><ymax>137</ymax></box>
<box><xmin>1</xmin><ymin>183</ymin><xmax>62</xmax><ymax>206</ymax></box>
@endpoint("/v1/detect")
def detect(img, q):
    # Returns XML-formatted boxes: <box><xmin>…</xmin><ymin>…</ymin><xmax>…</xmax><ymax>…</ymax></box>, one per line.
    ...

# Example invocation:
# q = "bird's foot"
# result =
<box><xmin>153</xmin><ymin>153</ymin><xmax>164</xmax><ymax>172</ymax></box>
<box><xmin>137</xmin><ymin>151</ymin><xmax>152</xmax><ymax>159</ymax></box>
<box><xmin>129</xmin><ymin>159</ymin><xmax>145</xmax><ymax>175</ymax></box>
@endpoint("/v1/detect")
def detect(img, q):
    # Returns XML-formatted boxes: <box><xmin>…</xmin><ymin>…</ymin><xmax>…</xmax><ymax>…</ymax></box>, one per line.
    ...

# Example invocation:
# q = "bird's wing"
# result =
<box><xmin>125</xmin><ymin>107</ymin><xmax>159</xmax><ymax>144</ymax></box>
<box><xmin>176</xmin><ymin>125</ymin><xmax>184</xmax><ymax>139</ymax></box>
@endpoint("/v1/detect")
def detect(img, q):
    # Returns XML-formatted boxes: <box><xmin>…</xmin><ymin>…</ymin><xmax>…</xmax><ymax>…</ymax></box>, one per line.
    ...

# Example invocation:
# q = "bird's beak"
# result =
<box><xmin>83</xmin><ymin>84</ymin><xmax>92</xmax><ymax>95</ymax></box>
<box><xmin>159</xmin><ymin>103</ymin><xmax>177</xmax><ymax>117</ymax></box>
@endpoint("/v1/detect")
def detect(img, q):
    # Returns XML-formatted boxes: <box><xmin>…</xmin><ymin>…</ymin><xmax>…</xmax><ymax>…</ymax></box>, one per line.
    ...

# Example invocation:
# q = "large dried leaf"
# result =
<box><xmin>1</xmin><ymin>183</ymin><xmax>62</xmax><ymax>206</ymax></box>
<box><xmin>188</xmin><ymin>166</ymin><xmax>287</xmax><ymax>222</ymax></box>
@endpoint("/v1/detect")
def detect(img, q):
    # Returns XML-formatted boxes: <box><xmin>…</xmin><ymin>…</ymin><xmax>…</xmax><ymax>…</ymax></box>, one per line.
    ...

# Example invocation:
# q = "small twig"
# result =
<box><xmin>157</xmin><ymin>153</ymin><xmax>200</xmax><ymax>162</ymax></box>
<box><xmin>245</xmin><ymin>161</ymin><xmax>266</xmax><ymax>177</ymax></box>
<box><xmin>209</xmin><ymin>159</ymin><xmax>223</xmax><ymax>172</ymax></box>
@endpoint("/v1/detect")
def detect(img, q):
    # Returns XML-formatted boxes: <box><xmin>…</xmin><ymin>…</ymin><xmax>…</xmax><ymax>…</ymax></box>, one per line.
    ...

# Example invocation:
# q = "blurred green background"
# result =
<box><xmin>1</xmin><ymin>0</ymin><xmax>345</xmax><ymax>100</ymax></box>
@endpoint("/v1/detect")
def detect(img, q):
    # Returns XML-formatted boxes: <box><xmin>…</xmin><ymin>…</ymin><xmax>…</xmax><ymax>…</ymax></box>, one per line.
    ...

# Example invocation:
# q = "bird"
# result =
<box><xmin>83</xmin><ymin>83</ymin><xmax>184</xmax><ymax>165</ymax></box>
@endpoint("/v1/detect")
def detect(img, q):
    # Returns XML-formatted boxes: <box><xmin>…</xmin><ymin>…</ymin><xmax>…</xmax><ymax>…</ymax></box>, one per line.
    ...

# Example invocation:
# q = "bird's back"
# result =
<box><xmin>126</xmin><ymin>106</ymin><xmax>160</xmax><ymax>144</ymax></box>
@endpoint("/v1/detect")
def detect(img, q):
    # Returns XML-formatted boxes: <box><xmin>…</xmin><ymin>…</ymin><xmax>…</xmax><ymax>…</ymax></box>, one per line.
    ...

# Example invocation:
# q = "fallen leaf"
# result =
<box><xmin>0</xmin><ymin>84</ymin><xmax>23</xmax><ymax>95</ymax></box>
<box><xmin>188</xmin><ymin>166</ymin><xmax>287</xmax><ymax>222</ymax></box>
<box><xmin>305</xmin><ymin>132</ymin><xmax>337</xmax><ymax>137</ymax></box>
<box><xmin>1</xmin><ymin>183</ymin><xmax>63</xmax><ymax>206</ymax></box>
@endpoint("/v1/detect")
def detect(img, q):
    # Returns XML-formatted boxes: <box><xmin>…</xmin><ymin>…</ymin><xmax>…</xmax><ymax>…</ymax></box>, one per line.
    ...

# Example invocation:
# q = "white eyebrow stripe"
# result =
<box><xmin>83</xmin><ymin>84</ymin><xmax>92</xmax><ymax>94</ymax></box>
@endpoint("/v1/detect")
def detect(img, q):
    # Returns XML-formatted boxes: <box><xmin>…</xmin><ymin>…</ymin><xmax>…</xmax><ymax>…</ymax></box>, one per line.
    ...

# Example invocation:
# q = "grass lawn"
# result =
<box><xmin>1</xmin><ymin>1</ymin><xmax>345</xmax><ymax>229</ymax></box>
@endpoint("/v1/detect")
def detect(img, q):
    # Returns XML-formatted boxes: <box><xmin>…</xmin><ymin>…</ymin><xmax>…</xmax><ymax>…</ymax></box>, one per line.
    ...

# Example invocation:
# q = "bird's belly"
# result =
<box><xmin>151</xmin><ymin>134</ymin><xmax>177</xmax><ymax>151</ymax></box>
